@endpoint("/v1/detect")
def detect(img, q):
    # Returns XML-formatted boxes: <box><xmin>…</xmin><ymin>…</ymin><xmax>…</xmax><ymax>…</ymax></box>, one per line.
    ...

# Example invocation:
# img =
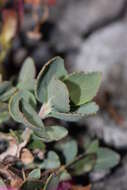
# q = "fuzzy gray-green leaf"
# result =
<box><xmin>77</xmin><ymin>101</ymin><xmax>99</xmax><ymax>115</ymax></box>
<box><xmin>9</xmin><ymin>90</ymin><xmax>46</xmax><ymax>139</ymax></box>
<box><xmin>48</xmin><ymin>77</ymin><xmax>70</xmax><ymax>113</ymax></box>
<box><xmin>41</xmin><ymin>151</ymin><xmax>60</xmax><ymax>170</ymax></box>
<box><xmin>69</xmin><ymin>154</ymin><xmax>96</xmax><ymax>175</ymax></box>
<box><xmin>0</xmin><ymin>102</ymin><xmax>10</xmax><ymax>124</ymax></box>
<box><xmin>21</xmin><ymin>100</ymin><xmax>45</xmax><ymax>130</ymax></box>
<box><xmin>0</xmin><ymin>87</ymin><xmax>16</xmax><ymax>101</ymax></box>
<box><xmin>86</xmin><ymin>140</ymin><xmax>99</xmax><ymax>154</ymax></box>
<box><xmin>9</xmin><ymin>90</ymin><xmax>36</xmax><ymax>123</ymax></box>
<box><xmin>35</xmin><ymin>56</ymin><xmax>67</xmax><ymax>103</ymax></box>
<box><xmin>0</xmin><ymin>111</ymin><xmax>10</xmax><ymax>124</ymax></box>
<box><xmin>17</xmin><ymin>79</ymin><xmax>35</xmax><ymax>91</ymax></box>
<box><xmin>55</xmin><ymin>139</ymin><xmax>78</xmax><ymax>163</ymax></box>
<box><xmin>0</xmin><ymin>81</ymin><xmax>16</xmax><ymax>101</ymax></box>
<box><xmin>94</xmin><ymin>148</ymin><xmax>120</xmax><ymax>170</ymax></box>
<box><xmin>18</xmin><ymin>57</ymin><xmax>36</xmax><ymax>91</ymax></box>
<box><xmin>64</xmin><ymin>72</ymin><xmax>101</xmax><ymax>105</ymax></box>
<box><xmin>19</xmin><ymin>57</ymin><xmax>36</xmax><ymax>83</ymax></box>
<box><xmin>49</xmin><ymin>102</ymin><xmax>98</xmax><ymax>121</ymax></box>
<box><xmin>45</xmin><ymin>125</ymin><xmax>68</xmax><ymax>142</ymax></box>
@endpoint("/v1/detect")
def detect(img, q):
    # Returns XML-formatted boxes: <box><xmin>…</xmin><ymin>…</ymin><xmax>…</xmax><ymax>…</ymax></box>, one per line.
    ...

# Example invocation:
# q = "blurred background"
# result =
<box><xmin>1</xmin><ymin>0</ymin><xmax>127</xmax><ymax>189</ymax></box>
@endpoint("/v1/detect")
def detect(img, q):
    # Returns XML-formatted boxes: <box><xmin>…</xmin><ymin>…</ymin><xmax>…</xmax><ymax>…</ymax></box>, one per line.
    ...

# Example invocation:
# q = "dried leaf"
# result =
<box><xmin>0</xmin><ymin>137</ymin><xmax>18</xmax><ymax>161</ymax></box>
<box><xmin>1</xmin><ymin>10</ymin><xmax>17</xmax><ymax>44</ymax></box>
<box><xmin>0</xmin><ymin>164</ymin><xmax>23</xmax><ymax>189</ymax></box>
<box><xmin>21</xmin><ymin>148</ymin><xmax>34</xmax><ymax>165</ymax></box>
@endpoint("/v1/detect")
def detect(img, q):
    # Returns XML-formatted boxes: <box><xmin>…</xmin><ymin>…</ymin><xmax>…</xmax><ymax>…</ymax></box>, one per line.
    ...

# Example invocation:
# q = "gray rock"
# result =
<box><xmin>51</xmin><ymin>0</ymin><xmax>126</xmax><ymax>51</ymax></box>
<box><xmin>90</xmin><ymin>170</ymin><xmax>110</xmax><ymax>182</ymax></box>
<box><xmin>86</xmin><ymin>114</ymin><xmax>127</xmax><ymax>148</ymax></box>
<box><xmin>32</xmin><ymin>42</ymin><xmax>52</xmax><ymax>65</ymax></box>
<box><xmin>92</xmin><ymin>157</ymin><xmax>127</xmax><ymax>190</ymax></box>
<box><xmin>72</xmin><ymin>20</ymin><xmax>127</xmax><ymax>79</ymax></box>
<box><xmin>71</xmin><ymin>20</ymin><xmax>127</xmax><ymax>148</ymax></box>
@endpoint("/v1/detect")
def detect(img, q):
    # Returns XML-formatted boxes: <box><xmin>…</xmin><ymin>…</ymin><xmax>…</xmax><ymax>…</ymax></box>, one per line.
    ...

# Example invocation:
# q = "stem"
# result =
<box><xmin>41</xmin><ymin>152</ymin><xmax>95</xmax><ymax>177</ymax></box>
<box><xmin>56</xmin><ymin>152</ymin><xmax>87</xmax><ymax>175</ymax></box>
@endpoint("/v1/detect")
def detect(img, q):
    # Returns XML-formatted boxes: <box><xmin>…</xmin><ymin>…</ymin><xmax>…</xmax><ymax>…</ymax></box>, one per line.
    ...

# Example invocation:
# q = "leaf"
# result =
<box><xmin>0</xmin><ymin>81</ymin><xmax>16</xmax><ymax>102</ymax></box>
<box><xmin>0</xmin><ymin>102</ymin><xmax>10</xmax><ymax>123</ymax></box>
<box><xmin>28</xmin><ymin>168</ymin><xmax>41</xmax><ymax>180</ymax></box>
<box><xmin>94</xmin><ymin>148</ymin><xmax>120</xmax><ymax>170</ymax></box>
<box><xmin>18</xmin><ymin>57</ymin><xmax>36</xmax><ymax>91</ymax></box>
<box><xmin>9</xmin><ymin>90</ymin><xmax>36</xmax><ymax>123</ymax></box>
<box><xmin>0</xmin><ymin>111</ymin><xmax>10</xmax><ymax>124</ymax></box>
<box><xmin>40</xmin><ymin>151</ymin><xmax>60</xmax><ymax>170</ymax></box>
<box><xmin>77</xmin><ymin>102</ymin><xmax>99</xmax><ymax>115</ymax></box>
<box><xmin>49</xmin><ymin>111</ymin><xmax>82</xmax><ymax>122</ymax></box>
<box><xmin>48</xmin><ymin>77</ymin><xmax>70</xmax><ymax>113</ymax></box>
<box><xmin>60</xmin><ymin>170</ymin><xmax>71</xmax><ymax>182</ymax></box>
<box><xmin>35</xmin><ymin>56</ymin><xmax>67</xmax><ymax>103</ymax></box>
<box><xmin>28</xmin><ymin>139</ymin><xmax>45</xmax><ymax>151</ymax></box>
<box><xmin>21</xmin><ymin>100</ymin><xmax>44</xmax><ymax>130</ymax></box>
<box><xmin>86</xmin><ymin>140</ymin><xmax>99</xmax><ymax>154</ymax></box>
<box><xmin>19</xmin><ymin>57</ymin><xmax>36</xmax><ymax>83</ymax></box>
<box><xmin>69</xmin><ymin>154</ymin><xmax>96</xmax><ymax>175</ymax></box>
<box><xmin>21</xmin><ymin>180</ymin><xmax>43</xmax><ymax>190</ymax></box>
<box><xmin>64</xmin><ymin>72</ymin><xmax>101</xmax><ymax>105</ymax></box>
<box><xmin>0</xmin><ymin>87</ymin><xmax>16</xmax><ymax>101</ymax></box>
<box><xmin>9</xmin><ymin>90</ymin><xmax>47</xmax><ymax>140</ymax></box>
<box><xmin>0</xmin><ymin>81</ymin><xmax>11</xmax><ymax>96</ymax></box>
<box><xmin>55</xmin><ymin>139</ymin><xmax>78</xmax><ymax>164</ymax></box>
<box><xmin>45</xmin><ymin>126</ymin><xmax>68</xmax><ymax>142</ymax></box>
<box><xmin>49</xmin><ymin>102</ymin><xmax>98</xmax><ymax>122</ymax></box>
<box><xmin>17</xmin><ymin>79</ymin><xmax>36</xmax><ymax>91</ymax></box>
<box><xmin>44</xmin><ymin>173</ymin><xmax>60</xmax><ymax>190</ymax></box>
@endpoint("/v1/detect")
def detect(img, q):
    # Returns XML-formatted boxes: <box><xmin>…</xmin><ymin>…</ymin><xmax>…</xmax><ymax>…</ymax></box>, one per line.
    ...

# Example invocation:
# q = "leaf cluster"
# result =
<box><xmin>0</xmin><ymin>57</ymin><xmax>120</xmax><ymax>190</ymax></box>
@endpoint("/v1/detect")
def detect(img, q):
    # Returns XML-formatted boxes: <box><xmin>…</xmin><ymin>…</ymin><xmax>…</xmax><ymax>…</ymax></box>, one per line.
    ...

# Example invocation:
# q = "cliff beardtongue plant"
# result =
<box><xmin>0</xmin><ymin>57</ymin><xmax>120</xmax><ymax>190</ymax></box>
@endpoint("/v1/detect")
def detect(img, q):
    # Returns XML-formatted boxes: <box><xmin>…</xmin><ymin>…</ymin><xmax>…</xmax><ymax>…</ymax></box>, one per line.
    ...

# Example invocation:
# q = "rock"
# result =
<box><xmin>51</xmin><ymin>0</ymin><xmax>126</xmax><ymax>51</ymax></box>
<box><xmin>90</xmin><ymin>170</ymin><xmax>109</xmax><ymax>182</ymax></box>
<box><xmin>32</xmin><ymin>42</ymin><xmax>52</xmax><ymax>66</ymax></box>
<box><xmin>92</xmin><ymin>156</ymin><xmax>127</xmax><ymax>190</ymax></box>
<box><xmin>70</xmin><ymin>20</ymin><xmax>127</xmax><ymax>148</ymax></box>
<box><xmin>14</xmin><ymin>48</ymin><xmax>27</xmax><ymax>66</ymax></box>
<box><xmin>86</xmin><ymin>114</ymin><xmax>127</xmax><ymax>149</ymax></box>
<box><xmin>71</xmin><ymin>20</ymin><xmax>127</xmax><ymax>78</ymax></box>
